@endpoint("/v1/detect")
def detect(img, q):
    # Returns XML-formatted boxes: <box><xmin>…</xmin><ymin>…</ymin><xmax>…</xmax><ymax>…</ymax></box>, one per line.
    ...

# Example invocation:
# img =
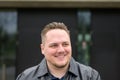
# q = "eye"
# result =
<box><xmin>49</xmin><ymin>43</ymin><xmax>58</xmax><ymax>48</ymax></box>
<box><xmin>63</xmin><ymin>42</ymin><xmax>69</xmax><ymax>47</ymax></box>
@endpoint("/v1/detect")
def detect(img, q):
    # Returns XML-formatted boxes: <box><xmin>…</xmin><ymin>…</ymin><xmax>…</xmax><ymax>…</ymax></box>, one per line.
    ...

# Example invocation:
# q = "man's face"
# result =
<box><xmin>41</xmin><ymin>29</ymin><xmax>72</xmax><ymax>68</ymax></box>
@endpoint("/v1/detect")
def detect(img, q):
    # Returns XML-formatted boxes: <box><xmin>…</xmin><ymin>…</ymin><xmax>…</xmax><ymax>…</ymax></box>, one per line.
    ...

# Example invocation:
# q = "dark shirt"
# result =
<box><xmin>16</xmin><ymin>57</ymin><xmax>101</xmax><ymax>80</ymax></box>
<box><xmin>51</xmin><ymin>74</ymin><xmax>64</xmax><ymax>80</ymax></box>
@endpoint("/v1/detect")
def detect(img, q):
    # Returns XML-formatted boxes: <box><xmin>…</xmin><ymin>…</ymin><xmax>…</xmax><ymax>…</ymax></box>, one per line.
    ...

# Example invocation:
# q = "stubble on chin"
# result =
<box><xmin>53</xmin><ymin>59</ymin><xmax>70</xmax><ymax>69</ymax></box>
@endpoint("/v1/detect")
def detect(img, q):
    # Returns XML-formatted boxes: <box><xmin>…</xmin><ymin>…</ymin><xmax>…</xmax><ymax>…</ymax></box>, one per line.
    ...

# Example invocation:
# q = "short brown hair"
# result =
<box><xmin>41</xmin><ymin>22</ymin><xmax>70</xmax><ymax>43</ymax></box>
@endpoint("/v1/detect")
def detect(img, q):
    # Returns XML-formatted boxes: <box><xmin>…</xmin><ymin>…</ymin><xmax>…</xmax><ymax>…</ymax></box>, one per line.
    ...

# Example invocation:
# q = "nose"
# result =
<box><xmin>57</xmin><ymin>45</ymin><xmax>65</xmax><ymax>52</ymax></box>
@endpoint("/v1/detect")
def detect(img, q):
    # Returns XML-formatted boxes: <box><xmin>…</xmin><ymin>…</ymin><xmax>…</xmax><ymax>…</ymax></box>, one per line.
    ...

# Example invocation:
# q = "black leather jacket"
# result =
<box><xmin>16</xmin><ymin>58</ymin><xmax>101</xmax><ymax>80</ymax></box>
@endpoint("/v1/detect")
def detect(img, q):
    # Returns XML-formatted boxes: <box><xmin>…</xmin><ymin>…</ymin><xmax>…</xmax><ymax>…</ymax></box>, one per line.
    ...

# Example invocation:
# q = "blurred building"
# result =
<box><xmin>0</xmin><ymin>0</ymin><xmax>120</xmax><ymax>80</ymax></box>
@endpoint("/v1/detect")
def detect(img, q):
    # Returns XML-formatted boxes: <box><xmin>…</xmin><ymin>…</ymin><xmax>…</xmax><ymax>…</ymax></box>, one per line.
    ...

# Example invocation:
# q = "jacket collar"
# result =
<box><xmin>36</xmin><ymin>58</ymin><xmax>48</xmax><ymax>78</ymax></box>
<box><xmin>68</xmin><ymin>57</ymin><xmax>79</xmax><ymax>77</ymax></box>
<box><xmin>36</xmin><ymin>57</ymin><xmax>78</xmax><ymax>78</ymax></box>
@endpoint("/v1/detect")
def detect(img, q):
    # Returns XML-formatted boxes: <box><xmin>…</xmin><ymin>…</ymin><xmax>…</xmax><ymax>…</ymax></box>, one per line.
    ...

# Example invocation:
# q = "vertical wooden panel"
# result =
<box><xmin>91</xmin><ymin>9</ymin><xmax>120</xmax><ymax>80</ymax></box>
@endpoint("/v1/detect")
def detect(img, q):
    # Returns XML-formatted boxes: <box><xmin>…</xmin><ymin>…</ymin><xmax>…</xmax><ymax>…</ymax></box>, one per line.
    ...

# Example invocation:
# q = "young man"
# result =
<box><xmin>16</xmin><ymin>22</ymin><xmax>101</xmax><ymax>80</ymax></box>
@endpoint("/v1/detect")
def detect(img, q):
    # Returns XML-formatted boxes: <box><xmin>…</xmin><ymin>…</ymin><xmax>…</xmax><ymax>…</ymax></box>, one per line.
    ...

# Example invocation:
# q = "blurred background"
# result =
<box><xmin>0</xmin><ymin>0</ymin><xmax>120</xmax><ymax>80</ymax></box>
<box><xmin>0</xmin><ymin>10</ymin><xmax>17</xmax><ymax>80</ymax></box>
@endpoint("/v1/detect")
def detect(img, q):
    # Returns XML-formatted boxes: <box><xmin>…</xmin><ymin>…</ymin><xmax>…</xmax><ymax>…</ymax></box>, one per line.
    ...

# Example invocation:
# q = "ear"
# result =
<box><xmin>40</xmin><ymin>44</ymin><xmax>44</xmax><ymax>55</ymax></box>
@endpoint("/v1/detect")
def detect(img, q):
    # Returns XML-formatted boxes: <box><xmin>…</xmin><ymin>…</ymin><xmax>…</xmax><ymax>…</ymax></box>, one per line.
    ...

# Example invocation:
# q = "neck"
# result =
<box><xmin>47</xmin><ymin>63</ymin><xmax>69</xmax><ymax>78</ymax></box>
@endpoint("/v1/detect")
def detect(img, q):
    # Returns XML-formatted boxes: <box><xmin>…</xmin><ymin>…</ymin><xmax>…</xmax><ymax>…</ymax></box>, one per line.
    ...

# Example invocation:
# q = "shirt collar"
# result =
<box><xmin>36</xmin><ymin>57</ymin><xmax>78</xmax><ymax>78</ymax></box>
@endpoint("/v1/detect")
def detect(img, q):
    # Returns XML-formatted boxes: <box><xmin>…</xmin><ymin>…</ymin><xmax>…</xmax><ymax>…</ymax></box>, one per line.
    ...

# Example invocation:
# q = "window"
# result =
<box><xmin>0</xmin><ymin>10</ymin><xmax>17</xmax><ymax>80</ymax></box>
<box><xmin>77</xmin><ymin>10</ymin><xmax>91</xmax><ymax>65</ymax></box>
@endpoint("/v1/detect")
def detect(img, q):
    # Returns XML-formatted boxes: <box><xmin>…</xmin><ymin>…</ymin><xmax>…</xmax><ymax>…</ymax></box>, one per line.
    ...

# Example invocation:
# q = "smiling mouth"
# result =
<box><xmin>55</xmin><ymin>53</ymin><xmax>66</xmax><ymax>57</ymax></box>
<box><xmin>55</xmin><ymin>55</ymin><xmax>65</xmax><ymax>59</ymax></box>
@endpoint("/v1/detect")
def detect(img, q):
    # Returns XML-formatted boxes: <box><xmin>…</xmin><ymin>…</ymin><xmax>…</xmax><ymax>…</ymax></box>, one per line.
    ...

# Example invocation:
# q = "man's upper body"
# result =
<box><xmin>16</xmin><ymin>58</ymin><xmax>101</xmax><ymax>80</ymax></box>
<box><xmin>16</xmin><ymin>22</ymin><xmax>101</xmax><ymax>80</ymax></box>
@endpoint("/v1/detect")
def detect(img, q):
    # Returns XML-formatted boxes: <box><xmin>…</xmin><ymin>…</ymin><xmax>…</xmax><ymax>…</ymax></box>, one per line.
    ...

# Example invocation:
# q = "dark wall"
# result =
<box><xmin>16</xmin><ymin>8</ymin><xmax>78</xmax><ymax>76</ymax></box>
<box><xmin>91</xmin><ymin>9</ymin><xmax>120</xmax><ymax>80</ymax></box>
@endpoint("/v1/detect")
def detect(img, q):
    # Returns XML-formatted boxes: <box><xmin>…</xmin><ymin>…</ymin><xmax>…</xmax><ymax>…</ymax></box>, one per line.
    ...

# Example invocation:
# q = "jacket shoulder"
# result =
<box><xmin>76</xmin><ymin>62</ymin><xmax>101</xmax><ymax>80</ymax></box>
<box><xmin>76</xmin><ymin>62</ymin><xmax>92</xmax><ymax>72</ymax></box>
<box><xmin>24</xmin><ymin>65</ymin><xmax>38</xmax><ymax>75</ymax></box>
<box><xmin>16</xmin><ymin>65</ymin><xmax>38</xmax><ymax>80</ymax></box>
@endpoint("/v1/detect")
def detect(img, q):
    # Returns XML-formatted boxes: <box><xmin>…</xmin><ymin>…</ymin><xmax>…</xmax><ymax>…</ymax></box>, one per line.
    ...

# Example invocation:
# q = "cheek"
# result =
<box><xmin>66</xmin><ymin>47</ymin><xmax>72</xmax><ymax>52</ymax></box>
<box><xmin>44</xmin><ymin>48</ymin><xmax>56</xmax><ymax>56</ymax></box>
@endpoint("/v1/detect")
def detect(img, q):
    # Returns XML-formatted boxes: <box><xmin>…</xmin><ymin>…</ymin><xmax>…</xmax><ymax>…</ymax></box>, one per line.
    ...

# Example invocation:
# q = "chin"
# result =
<box><xmin>55</xmin><ymin>62</ymin><xmax>68</xmax><ymax>68</ymax></box>
<box><xmin>55</xmin><ymin>64</ymin><xmax>67</xmax><ymax>68</ymax></box>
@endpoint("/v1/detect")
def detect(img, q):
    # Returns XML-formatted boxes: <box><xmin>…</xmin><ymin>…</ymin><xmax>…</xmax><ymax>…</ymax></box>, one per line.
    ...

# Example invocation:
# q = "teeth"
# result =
<box><xmin>55</xmin><ymin>55</ymin><xmax>65</xmax><ymax>58</ymax></box>
<box><xmin>58</xmin><ymin>55</ymin><xmax>64</xmax><ymax>57</ymax></box>
<box><xmin>59</xmin><ymin>56</ymin><xmax>64</xmax><ymax>57</ymax></box>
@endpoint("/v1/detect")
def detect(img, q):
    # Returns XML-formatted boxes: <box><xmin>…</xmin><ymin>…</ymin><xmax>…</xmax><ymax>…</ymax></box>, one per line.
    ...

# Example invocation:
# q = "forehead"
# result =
<box><xmin>46</xmin><ymin>29</ymin><xmax>69</xmax><ymax>37</ymax></box>
<box><xmin>45</xmin><ymin>29</ymin><xmax>70</xmax><ymax>42</ymax></box>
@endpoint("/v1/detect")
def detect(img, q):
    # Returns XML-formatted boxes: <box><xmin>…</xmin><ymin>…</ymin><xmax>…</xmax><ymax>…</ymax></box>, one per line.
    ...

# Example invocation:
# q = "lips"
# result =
<box><xmin>55</xmin><ymin>54</ymin><xmax>65</xmax><ymax>60</ymax></box>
